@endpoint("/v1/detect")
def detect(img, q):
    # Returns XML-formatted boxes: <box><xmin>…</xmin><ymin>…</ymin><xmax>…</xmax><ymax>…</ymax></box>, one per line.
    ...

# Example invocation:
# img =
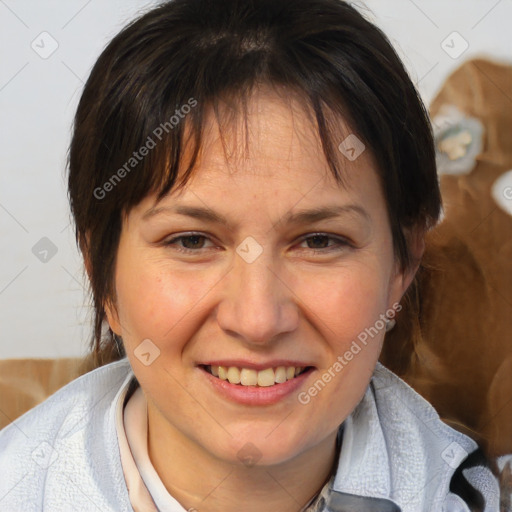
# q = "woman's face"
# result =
<box><xmin>106</xmin><ymin>90</ymin><xmax>417</xmax><ymax>466</ymax></box>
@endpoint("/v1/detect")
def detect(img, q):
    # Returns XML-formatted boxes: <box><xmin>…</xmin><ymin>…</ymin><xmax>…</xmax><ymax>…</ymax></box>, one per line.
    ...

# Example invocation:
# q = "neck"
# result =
<box><xmin>147</xmin><ymin>403</ymin><xmax>340</xmax><ymax>512</ymax></box>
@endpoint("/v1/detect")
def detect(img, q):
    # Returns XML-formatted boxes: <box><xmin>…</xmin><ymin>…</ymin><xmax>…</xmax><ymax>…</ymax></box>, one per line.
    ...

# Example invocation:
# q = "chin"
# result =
<box><xmin>213</xmin><ymin>427</ymin><xmax>314</xmax><ymax>468</ymax></box>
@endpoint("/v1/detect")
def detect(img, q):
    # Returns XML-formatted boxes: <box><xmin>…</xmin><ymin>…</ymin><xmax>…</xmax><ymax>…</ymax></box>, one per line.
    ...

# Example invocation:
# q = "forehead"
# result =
<box><xmin>128</xmin><ymin>87</ymin><xmax>382</xmax><ymax>223</ymax></box>
<box><xmin>181</xmin><ymin>87</ymin><xmax>368</xmax><ymax>188</ymax></box>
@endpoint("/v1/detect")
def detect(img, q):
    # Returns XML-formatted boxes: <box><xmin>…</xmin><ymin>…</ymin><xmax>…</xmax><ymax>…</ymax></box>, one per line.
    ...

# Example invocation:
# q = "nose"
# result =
<box><xmin>215</xmin><ymin>249</ymin><xmax>299</xmax><ymax>347</ymax></box>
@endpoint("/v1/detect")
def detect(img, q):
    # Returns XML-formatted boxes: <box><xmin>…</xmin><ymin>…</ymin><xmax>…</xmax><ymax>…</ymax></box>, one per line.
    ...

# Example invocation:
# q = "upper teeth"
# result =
<box><xmin>209</xmin><ymin>365</ymin><xmax>305</xmax><ymax>386</ymax></box>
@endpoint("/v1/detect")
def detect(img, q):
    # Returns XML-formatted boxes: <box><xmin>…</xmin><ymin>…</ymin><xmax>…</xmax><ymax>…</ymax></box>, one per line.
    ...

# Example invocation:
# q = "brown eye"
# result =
<box><xmin>305</xmin><ymin>235</ymin><xmax>331</xmax><ymax>249</ymax></box>
<box><xmin>177</xmin><ymin>235</ymin><xmax>207</xmax><ymax>249</ymax></box>
<box><xmin>163</xmin><ymin>233</ymin><xmax>215</xmax><ymax>253</ymax></box>
<box><xmin>298</xmin><ymin>233</ymin><xmax>351</xmax><ymax>252</ymax></box>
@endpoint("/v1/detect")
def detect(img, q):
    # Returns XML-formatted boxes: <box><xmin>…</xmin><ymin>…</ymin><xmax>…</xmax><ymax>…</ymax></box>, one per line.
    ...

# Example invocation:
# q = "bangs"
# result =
<box><xmin>93</xmin><ymin>77</ymin><xmax>355</xmax><ymax>227</ymax></box>
<box><xmin>147</xmin><ymin>85</ymin><xmax>352</xmax><ymax>205</ymax></box>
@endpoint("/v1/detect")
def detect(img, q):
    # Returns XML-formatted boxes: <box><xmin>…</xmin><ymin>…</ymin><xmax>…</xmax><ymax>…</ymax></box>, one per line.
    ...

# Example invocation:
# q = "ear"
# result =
<box><xmin>388</xmin><ymin>225</ymin><xmax>426</xmax><ymax>306</ymax></box>
<box><xmin>403</xmin><ymin>225</ymin><xmax>426</xmax><ymax>284</ymax></box>
<box><xmin>80</xmin><ymin>230</ymin><xmax>123</xmax><ymax>336</ymax></box>
<box><xmin>104</xmin><ymin>298</ymin><xmax>123</xmax><ymax>336</ymax></box>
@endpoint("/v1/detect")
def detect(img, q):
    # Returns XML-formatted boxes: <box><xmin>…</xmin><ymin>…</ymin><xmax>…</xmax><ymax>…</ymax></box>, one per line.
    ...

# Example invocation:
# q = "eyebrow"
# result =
<box><xmin>142</xmin><ymin>203</ymin><xmax>371</xmax><ymax>226</ymax></box>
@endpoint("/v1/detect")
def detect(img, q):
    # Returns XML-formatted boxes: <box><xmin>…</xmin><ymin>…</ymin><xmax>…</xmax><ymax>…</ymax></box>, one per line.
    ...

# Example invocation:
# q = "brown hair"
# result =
<box><xmin>68</xmin><ymin>0</ymin><xmax>441</xmax><ymax>370</ymax></box>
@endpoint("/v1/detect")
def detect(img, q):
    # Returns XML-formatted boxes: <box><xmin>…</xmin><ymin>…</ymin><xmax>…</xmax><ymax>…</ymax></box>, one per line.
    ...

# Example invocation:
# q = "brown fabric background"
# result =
<box><xmin>381</xmin><ymin>58</ymin><xmax>512</xmax><ymax>462</ymax></box>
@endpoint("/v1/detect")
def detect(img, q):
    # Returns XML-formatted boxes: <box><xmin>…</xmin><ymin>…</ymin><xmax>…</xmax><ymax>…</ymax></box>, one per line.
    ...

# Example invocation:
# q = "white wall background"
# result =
<box><xmin>1</xmin><ymin>0</ymin><xmax>510</xmax><ymax>359</ymax></box>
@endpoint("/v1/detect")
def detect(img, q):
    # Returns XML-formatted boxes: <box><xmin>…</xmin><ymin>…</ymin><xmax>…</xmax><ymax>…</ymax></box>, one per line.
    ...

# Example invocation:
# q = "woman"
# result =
<box><xmin>0</xmin><ymin>0</ymin><xmax>500</xmax><ymax>510</ymax></box>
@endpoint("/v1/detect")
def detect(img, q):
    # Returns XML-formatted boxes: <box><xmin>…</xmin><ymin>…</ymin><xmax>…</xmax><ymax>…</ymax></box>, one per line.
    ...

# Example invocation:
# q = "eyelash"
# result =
<box><xmin>163</xmin><ymin>232</ymin><xmax>353</xmax><ymax>255</ymax></box>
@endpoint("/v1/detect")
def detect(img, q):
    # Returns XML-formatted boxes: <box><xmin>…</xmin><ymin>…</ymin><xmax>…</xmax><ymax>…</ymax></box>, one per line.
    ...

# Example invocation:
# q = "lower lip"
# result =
<box><xmin>199</xmin><ymin>366</ymin><xmax>314</xmax><ymax>406</ymax></box>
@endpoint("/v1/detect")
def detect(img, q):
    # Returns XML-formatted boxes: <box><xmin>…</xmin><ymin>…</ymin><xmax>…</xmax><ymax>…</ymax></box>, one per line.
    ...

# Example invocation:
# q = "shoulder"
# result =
<box><xmin>0</xmin><ymin>357</ymin><xmax>134</xmax><ymax>511</ymax></box>
<box><xmin>370</xmin><ymin>362</ymin><xmax>476</xmax><ymax>449</ymax></box>
<box><xmin>370</xmin><ymin>363</ymin><xmax>500</xmax><ymax>511</ymax></box>
<box><xmin>0</xmin><ymin>357</ymin><xmax>132</xmax><ymax>444</ymax></box>
<box><xmin>370</xmin><ymin>363</ymin><xmax>478</xmax><ymax>446</ymax></box>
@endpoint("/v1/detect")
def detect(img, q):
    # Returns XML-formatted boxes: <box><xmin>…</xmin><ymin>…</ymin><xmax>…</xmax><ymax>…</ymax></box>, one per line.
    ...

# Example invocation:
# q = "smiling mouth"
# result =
<box><xmin>201</xmin><ymin>365</ymin><xmax>312</xmax><ymax>387</ymax></box>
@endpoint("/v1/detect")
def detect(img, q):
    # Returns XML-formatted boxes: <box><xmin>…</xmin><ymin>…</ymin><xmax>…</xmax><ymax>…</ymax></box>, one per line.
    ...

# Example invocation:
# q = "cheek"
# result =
<box><xmin>114</xmin><ymin>254</ymin><xmax>213</xmax><ymax>345</ymax></box>
<box><xmin>293</xmin><ymin>263</ymin><xmax>389</xmax><ymax>342</ymax></box>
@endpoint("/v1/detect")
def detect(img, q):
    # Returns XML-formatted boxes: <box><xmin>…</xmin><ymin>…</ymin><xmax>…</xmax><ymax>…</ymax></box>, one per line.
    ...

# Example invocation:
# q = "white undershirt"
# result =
<box><xmin>116</xmin><ymin>382</ymin><xmax>187</xmax><ymax>512</ymax></box>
